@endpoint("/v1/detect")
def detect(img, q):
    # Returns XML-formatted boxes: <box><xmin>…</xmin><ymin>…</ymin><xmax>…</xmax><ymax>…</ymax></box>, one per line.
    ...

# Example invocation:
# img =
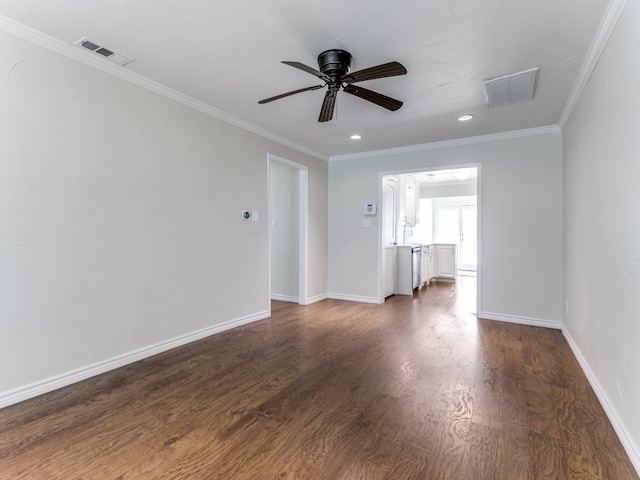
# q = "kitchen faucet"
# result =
<box><xmin>403</xmin><ymin>222</ymin><xmax>413</xmax><ymax>244</ymax></box>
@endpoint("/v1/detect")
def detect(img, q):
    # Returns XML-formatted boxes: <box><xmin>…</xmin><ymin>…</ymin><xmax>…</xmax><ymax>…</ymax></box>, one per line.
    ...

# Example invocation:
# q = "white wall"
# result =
<box><xmin>270</xmin><ymin>161</ymin><xmax>299</xmax><ymax>301</ymax></box>
<box><xmin>563</xmin><ymin>0</ymin><xmax>640</xmax><ymax>469</ymax></box>
<box><xmin>0</xmin><ymin>30</ymin><xmax>328</xmax><ymax>404</ymax></box>
<box><xmin>328</xmin><ymin>132</ymin><xmax>563</xmax><ymax>326</ymax></box>
<box><xmin>420</xmin><ymin>181</ymin><xmax>477</xmax><ymax>198</ymax></box>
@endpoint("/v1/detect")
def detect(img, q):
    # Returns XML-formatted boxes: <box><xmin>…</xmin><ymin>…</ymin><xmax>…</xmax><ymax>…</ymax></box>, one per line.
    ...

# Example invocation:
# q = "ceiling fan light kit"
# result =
<box><xmin>259</xmin><ymin>49</ymin><xmax>407</xmax><ymax>122</ymax></box>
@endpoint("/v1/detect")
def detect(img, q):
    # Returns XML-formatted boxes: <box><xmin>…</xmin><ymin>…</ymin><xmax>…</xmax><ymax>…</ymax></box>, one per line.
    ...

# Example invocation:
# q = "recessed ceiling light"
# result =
<box><xmin>453</xmin><ymin>170</ymin><xmax>472</xmax><ymax>180</ymax></box>
<box><xmin>458</xmin><ymin>114</ymin><xmax>474</xmax><ymax>122</ymax></box>
<box><xmin>350</xmin><ymin>134</ymin><xmax>362</xmax><ymax>140</ymax></box>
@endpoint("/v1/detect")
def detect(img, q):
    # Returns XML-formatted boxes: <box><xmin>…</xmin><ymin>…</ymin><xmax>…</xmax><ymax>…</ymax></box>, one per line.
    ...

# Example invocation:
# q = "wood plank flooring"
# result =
<box><xmin>1</xmin><ymin>278</ymin><xmax>637</xmax><ymax>479</ymax></box>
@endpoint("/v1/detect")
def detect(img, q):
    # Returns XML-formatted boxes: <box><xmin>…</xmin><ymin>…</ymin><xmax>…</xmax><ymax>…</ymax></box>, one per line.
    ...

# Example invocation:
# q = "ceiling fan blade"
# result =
<box><xmin>258</xmin><ymin>85</ymin><xmax>324</xmax><ymax>104</ymax></box>
<box><xmin>342</xmin><ymin>61</ymin><xmax>407</xmax><ymax>84</ymax></box>
<box><xmin>343</xmin><ymin>84</ymin><xmax>403</xmax><ymax>111</ymax></box>
<box><xmin>282</xmin><ymin>61</ymin><xmax>333</xmax><ymax>83</ymax></box>
<box><xmin>318</xmin><ymin>90</ymin><xmax>337</xmax><ymax>122</ymax></box>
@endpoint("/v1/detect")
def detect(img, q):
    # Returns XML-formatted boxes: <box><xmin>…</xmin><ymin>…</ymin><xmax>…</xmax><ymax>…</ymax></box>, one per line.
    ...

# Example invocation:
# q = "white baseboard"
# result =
<box><xmin>477</xmin><ymin>311</ymin><xmax>562</xmax><ymax>330</ymax></box>
<box><xmin>395</xmin><ymin>289</ymin><xmax>415</xmax><ymax>296</ymax></box>
<box><xmin>0</xmin><ymin>310</ymin><xmax>269</xmax><ymax>409</ymax></box>
<box><xmin>270</xmin><ymin>294</ymin><xmax>329</xmax><ymax>305</ymax></box>
<box><xmin>304</xmin><ymin>293</ymin><xmax>328</xmax><ymax>305</ymax></box>
<box><xmin>327</xmin><ymin>293</ymin><xmax>382</xmax><ymax>304</ymax></box>
<box><xmin>271</xmin><ymin>294</ymin><xmax>299</xmax><ymax>303</ymax></box>
<box><xmin>562</xmin><ymin>327</ymin><xmax>640</xmax><ymax>476</ymax></box>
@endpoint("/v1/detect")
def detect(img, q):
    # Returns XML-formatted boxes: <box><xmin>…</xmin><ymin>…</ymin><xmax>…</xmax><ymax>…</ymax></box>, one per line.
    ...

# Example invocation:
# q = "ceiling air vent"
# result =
<box><xmin>73</xmin><ymin>37</ymin><xmax>134</xmax><ymax>66</ymax></box>
<box><xmin>483</xmin><ymin>67</ymin><xmax>539</xmax><ymax>108</ymax></box>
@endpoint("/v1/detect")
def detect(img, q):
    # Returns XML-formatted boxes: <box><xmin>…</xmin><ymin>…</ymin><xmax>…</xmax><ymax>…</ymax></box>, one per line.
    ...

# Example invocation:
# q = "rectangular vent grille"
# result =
<box><xmin>483</xmin><ymin>67</ymin><xmax>539</xmax><ymax>108</ymax></box>
<box><xmin>81</xmin><ymin>40</ymin><xmax>100</xmax><ymax>51</ymax></box>
<box><xmin>95</xmin><ymin>47</ymin><xmax>114</xmax><ymax>57</ymax></box>
<box><xmin>74</xmin><ymin>37</ymin><xmax>133</xmax><ymax>66</ymax></box>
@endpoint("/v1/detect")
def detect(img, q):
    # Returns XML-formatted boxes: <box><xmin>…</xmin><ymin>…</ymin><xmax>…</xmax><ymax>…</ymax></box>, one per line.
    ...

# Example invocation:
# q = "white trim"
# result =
<box><xmin>377</xmin><ymin>172</ymin><xmax>386</xmax><ymax>302</ymax></box>
<box><xmin>377</xmin><ymin>163</ymin><xmax>481</xmax><ymax>314</ymax></box>
<box><xmin>270</xmin><ymin>294</ymin><xmax>299</xmax><ymax>303</ymax></box>
<box><xmin>328</xmin><ymin>293</ymin><xmax>382</xmax><ymax>304</ymax></box>
<box><xmin>329</xmin><ymin>126</ymin><xmax>561</xmax><ymax>162</ymax></box>
<box><xmin>477</xmin><ymin>311</ymin><xmax>561</xmax><ymax>330</ymax></box>
<box><xmin>395</xmin><ymin>288</ymin><xmax>416</xmax><ymax>296</ymax></box>
<box><xmin>475</xmin><ymin>165</ymin><xmax>483</xmax><ymax>318</ymax></box>
<box><xmin>0</xmin><ymin>15</ymin><xmax>327</xmax><ymax>162</ymax></box>
<box><xmin>298</xmin><ymin>169</ymin><xmax>309</xmax><ymax>304</ymax></box>
<box><xmin>562</xmin><ymin>327</ymin><xmax>640</xmax><ymax>476</ymax></box>
<box><xmin>267</xmin><ymin>154</ymin><xmax>309</xmax><ymax>306</ymax></box>
<box><xmin>558</xmin><ymin>0</ymin><xmax>628</xmax><ymax>128</ymax></box>
<box><xmin>305</xmin><ymin>293</ymin><xmax>329</xmax><ymax>304</ymax></box>
<box><xmin>0</xmin><ymin>310</ymin><xmax>269</xmax><ymax>409</ymax></box>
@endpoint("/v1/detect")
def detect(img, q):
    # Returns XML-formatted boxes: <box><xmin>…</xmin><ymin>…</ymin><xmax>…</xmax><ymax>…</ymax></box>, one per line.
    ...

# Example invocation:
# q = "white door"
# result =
<box><xmin>435</xmin><ymin>203</ymin><xmax>477</xmax><ymax>272</ymax></box>
<box><xmin>435</xmin><ymin>205</ymin><xmax>460</xmax><ymax>244</ymax></box>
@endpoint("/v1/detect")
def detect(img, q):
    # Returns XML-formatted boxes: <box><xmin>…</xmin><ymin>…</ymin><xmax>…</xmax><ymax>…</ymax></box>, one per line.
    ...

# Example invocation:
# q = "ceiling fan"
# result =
<box><xmin>258</xmin><ymin>49</ymin><xmax>407</xmax><ymax>122</ymax></box>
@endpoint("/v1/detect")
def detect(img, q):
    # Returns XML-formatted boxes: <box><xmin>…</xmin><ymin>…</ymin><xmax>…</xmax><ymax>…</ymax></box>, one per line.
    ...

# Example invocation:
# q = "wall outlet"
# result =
<box><xmin>565</xmin><ymin>301</ymin><xmax>570</xmax><ymax>315</ymax></box>
<box><xmin>241</xmin><ymin>210</ymin><xmax>251</xmax><ymax>220</ymax></box>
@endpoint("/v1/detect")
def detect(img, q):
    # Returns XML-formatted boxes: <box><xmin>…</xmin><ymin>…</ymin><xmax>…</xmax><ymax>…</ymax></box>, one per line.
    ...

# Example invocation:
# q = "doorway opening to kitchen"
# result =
<box><xmin>380</xmin><ymin>166</ymin><xmax>479</xmax><ymax>314</ymax></box>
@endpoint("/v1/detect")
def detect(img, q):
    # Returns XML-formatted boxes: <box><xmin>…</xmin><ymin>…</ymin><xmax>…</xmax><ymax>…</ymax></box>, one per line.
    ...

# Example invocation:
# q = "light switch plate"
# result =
<box><xmin>251</xmin><ymin>211</ymin><xmax>259</xmax><ymax>222</ymax></box>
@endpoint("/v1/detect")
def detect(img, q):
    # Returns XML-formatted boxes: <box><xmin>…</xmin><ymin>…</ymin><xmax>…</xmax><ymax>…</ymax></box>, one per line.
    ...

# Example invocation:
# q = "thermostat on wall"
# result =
<box><xmin>364</xmin><ymin>203</ymin><xmax>377</xmax><ymax>215</ymax></box>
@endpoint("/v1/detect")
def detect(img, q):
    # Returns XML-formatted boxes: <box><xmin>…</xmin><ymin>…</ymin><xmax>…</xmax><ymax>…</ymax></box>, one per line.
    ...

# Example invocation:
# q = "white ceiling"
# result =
<box><xmin>0</xmin><ymin>0</ymin><xmax>610</xmax><ymax>158</ymax></box>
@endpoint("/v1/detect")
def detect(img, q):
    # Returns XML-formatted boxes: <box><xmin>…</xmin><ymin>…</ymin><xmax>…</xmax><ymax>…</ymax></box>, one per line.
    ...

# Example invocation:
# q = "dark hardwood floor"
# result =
<box><xmin>1</xmin><ymin>278</ymin><xmax>637</xmax><ymax>479</ymax></box>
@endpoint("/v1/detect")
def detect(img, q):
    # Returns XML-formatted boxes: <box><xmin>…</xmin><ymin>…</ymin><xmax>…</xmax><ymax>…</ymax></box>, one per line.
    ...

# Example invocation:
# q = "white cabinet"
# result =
<box><xmin>435</xmin><ymin>244</ymin><xmax>457</xmax><ymax>281</ymax></box>
<box><xmin>417</xmin><ymin>244</ymin><xmax>456</xmax><ymax>285</ymax></box>
<box><xmin>428</xmin><ymin>245</ymin><xmax>435</xmax><ymax>281</ymax></box>
<box><xmin>398</xmin><ymin>175</ymin><xmax>418</xmax><ymax>226</ymax></box>
<box><xmin>420</xmin><ymin>246</ymin><xmax>429</xmax><ymax>286</ymax></box>
<box><xmin>395</xmin><ymin>243</ymin><xmax>456</xmax><ymax>295</ymax></box>
<box><xmin>405</xmin><ymin>176</ymin><xmax>417</xmax><ymax>225</ymax></box>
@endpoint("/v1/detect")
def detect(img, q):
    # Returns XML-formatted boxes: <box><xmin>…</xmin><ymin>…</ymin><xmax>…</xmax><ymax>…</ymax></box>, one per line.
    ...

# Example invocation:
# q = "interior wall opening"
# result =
<box><xmin>268</xmin><ymin>154</ymin><xmax>309</xmax><ymax>307</ymax></box>
<box><xmin>380</xmin><ymin>166</ymin><xmax>479</xmax><ymax>311</ymax></box>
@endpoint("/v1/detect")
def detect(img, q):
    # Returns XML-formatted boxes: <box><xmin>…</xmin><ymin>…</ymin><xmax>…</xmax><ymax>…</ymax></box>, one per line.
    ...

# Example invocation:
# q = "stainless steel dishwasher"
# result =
<box><xmin>411</xmin><ymin>246</ymin><xmax>421</xmax><ymax>290</ymax></box>
<box><xmin>397</xmin><ymin>245</ymin><xmax>422</xmax><ymax>295</ymax></box>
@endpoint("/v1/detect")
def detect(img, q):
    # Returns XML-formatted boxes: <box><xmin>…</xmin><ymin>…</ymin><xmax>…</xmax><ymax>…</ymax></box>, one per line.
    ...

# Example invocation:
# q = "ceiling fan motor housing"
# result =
<box><xmin>317</xmin><ymin>49</ymin><xmax>352</xmax><ymax>80</ymax></box>
<box><xmin>258</xmin><ymin>49</ymin><xmax>406</xmax><ymax>122</ymax></box>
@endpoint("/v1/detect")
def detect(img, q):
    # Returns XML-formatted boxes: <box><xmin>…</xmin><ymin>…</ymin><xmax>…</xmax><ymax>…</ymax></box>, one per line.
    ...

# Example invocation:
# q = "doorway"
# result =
<box><xmin>268</xmin><ymin>154</ymin><xmax>308</xmax><ymax>307</ymax></box>
<box><xmin>435</xmin><ymin>203</ymin><xmax>478</xmax><ymax>272</ymax></box>
<box><xmin>379</xmin><ymin>165</ymin><xmax>480</xmax><ymax>313</ymax></box>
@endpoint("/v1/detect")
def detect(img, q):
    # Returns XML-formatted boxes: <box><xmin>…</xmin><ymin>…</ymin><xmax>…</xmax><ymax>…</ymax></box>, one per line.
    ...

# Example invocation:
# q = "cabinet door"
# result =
<box><xmin>429</xmin><ymin>250</ymin><xmax>434</xmax><ymax>280</ymax></box>
<box><xmin>436</xmin><ymin>246</ymin><xmax>456</xmax><ymax>278</ymax></box>
<box><xmin>405</xmin><ymin>176</ymin><xmax>417</xmax><ymax>225</ymax></box>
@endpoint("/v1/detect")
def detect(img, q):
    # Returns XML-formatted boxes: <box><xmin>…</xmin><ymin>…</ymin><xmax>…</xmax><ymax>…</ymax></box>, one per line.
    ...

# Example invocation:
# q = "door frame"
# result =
<box><xmin>267</xmin><ymin>154</ymin><xmax>309</xmax><ymax>311</ymax></box>
<box><xmin>377</xmin><ymin>163</ymin><xmax>482</xmax><ymax>316</ymax></box>
<box><xmin>459</xmin><ymin>204</ymin><xmax>478</xmax><ymax>271</ymax></box>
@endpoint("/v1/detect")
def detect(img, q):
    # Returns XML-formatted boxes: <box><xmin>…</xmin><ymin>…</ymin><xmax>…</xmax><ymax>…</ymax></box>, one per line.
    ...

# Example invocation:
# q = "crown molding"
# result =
<box><xmin>0</xmin><ymin>15</ymin><xmax>328</xmax><ymax>162</ymax></box>
<box><xmin>329</xmin><ymin>125</ymin><xmax>561</xmax><ymax>162</ymax></box>
<box><xmin>558</xmin><ymin>0</ymin><xmax>627</xmax><ymax>128</ymax></box>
